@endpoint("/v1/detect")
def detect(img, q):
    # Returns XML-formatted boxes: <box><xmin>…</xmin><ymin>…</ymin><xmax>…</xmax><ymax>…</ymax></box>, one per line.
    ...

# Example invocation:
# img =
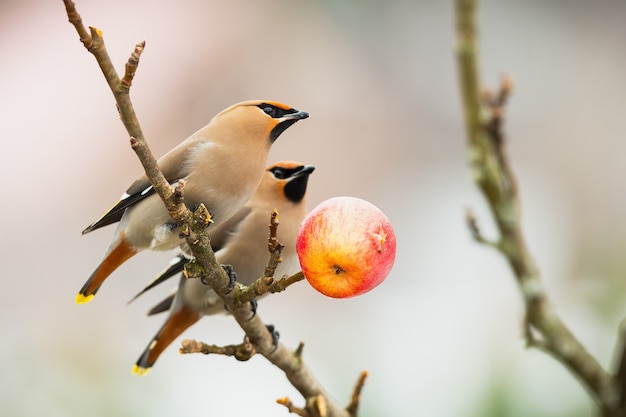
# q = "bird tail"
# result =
<box><xmin>147</xmin><ymin>293</ymin><xmax>176</xmax><ymax>316</ymax></box>
<box><xmin>76</xmin><ymin>234</ymin><xmax>138</xmax><ymax>304</ymax></box>
<box><xmin>132</xmin><ymin>306</ymin><xmax>201</xmax><ymax>376</ymax></box>
<box><xmin>127</xmin><ymin>255</ymin><xmax>187</xmax><ymax>304</ymax></box>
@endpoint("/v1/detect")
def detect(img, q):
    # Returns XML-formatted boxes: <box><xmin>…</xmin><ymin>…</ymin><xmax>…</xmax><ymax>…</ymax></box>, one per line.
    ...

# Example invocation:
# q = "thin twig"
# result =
<box><xmin>294</xmin><ymin>342</ymin><xmax>305</xmax><ymax>359</ymax></box>
<box><xmin>277</xmin><ymin>397</ymin><xmax>308</xmax><ymax>417</ymax></box>
<box><xmin>346</xmin><ymin>371</ymin><xmax>368</xmax><ymax>416</ymax></box>
<box><xmin>121</xmin><ymin>41</ymin><xmax>144</xmax><ymax>88</ymax></box>
<box><xmin>269</xmin><ymin>271</ymin><xmax>306</xmax><ymax>293</ymax></box>
<box><xmin>234</xmin><ymin>211</ymin><xmax>304</xmax><ymax>304</ymax></box>
<box><xmin>465</xmin><ymin>208</ymin><xmax>498</xmax><ymax>249</ymax></box>
<box><xmin>264</xmin><ymin>209</ymin><xmax>286</xmax><ymax>282</ymax></box>
<box><xmin>455</xmin><ymin>0</ymin><xmax>620</xmax><ymax>414</ymax></box>
<box><xmin>268</xmin><ymin>209</ymin><xmax>282</xmax><ymax>254</ymax></box>
<box><xmin>237</xmin><ymin>271</ymin><xmax>306</xmax><ymax>304</ymax></box>
<box><xmin>180</xmin><ymin>338</ymin><xmax>256</xmax><ymax>362</ymax></box>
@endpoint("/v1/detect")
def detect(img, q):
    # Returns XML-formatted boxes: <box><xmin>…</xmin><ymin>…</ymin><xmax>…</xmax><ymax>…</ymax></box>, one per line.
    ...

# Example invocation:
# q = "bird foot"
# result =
<box><xmin>221</xmin><ymin>264</ymin><xmax>237</xmax><ymax>293</ymax></box>
<box><xmin>248</xmin><ymin>299</ymin><xmax>258</xmax><ymax>321</ymax></box>
<box><xmin>265</xmin><ymin>324</ymin><xmax>280</xmax><ymax>352</ymax></box>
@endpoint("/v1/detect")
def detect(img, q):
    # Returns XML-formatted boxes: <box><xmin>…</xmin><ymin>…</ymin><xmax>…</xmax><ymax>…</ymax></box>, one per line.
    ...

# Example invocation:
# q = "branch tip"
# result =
<box><xmin>268</xmin><ymin>209</ymin><xmax>281</xmax><ymax>253</ymax></box>
<box><xmin>346</xmin><ymin>370</ymin><xmax>368</xmax><ymax>416</ymax></box>
<box><xmin>173</xmin><ymin>180</ymin><xmax>185</xmax><ymax>205</ymax></box>
<box><xmin>465</xmin><ymin>208</ymin><xmax>497</xmax><ymax>248</ymax></box>
<box><xmin>277</xmin><ymin>397</ymin><xmax>308</xmax><ymax>417</ymax></box>
<box><xmin>500</xmin><ymin>73</ymin><xmax>514</xmax><ymax>99</ymax></box>
<box><xmin>122</xmin><ymin>40</ymin><xmax>146</xmax><ymax>88</ymax></box>
<box><xmin>88</xmin><ymin>25</ymin><xmax>103</xmax><ymax>40</ymax></box>
<box><xmin>179</xmin><ymin>339</ymin><xmax>202</xmax><ymax>354</ymax></box>
<box><xmin>294</xmin><ymin>341</ymin><xmax>305</xmax><ymax>358</ymax></box>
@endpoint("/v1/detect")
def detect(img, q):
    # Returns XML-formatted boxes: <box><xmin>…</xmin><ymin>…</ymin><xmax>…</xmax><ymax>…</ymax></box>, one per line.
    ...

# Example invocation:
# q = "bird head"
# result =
<box><xmin>263</xmin><ymin>161</ymin><xmax>316</xmax><ymax>205</ymax></box>
<box><xmin>213</xmin><ymin>100</ymin><xmax>309</xmax><ymax>146</ymax></box>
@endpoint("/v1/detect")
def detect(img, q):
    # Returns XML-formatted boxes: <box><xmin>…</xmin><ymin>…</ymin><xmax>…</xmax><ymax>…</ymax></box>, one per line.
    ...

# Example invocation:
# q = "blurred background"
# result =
<box><xmin>1</xmin><ymin>0</ymin><xmax>626</xmax><ymax>415</ymax></box>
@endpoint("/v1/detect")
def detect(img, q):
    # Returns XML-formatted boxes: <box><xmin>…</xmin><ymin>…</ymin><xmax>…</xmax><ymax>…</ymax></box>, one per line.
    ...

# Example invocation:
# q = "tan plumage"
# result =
<box><xmin>76</xmin><ymin>101</ymin><xmax>308</xmax><ymax>304</ymax></box>
<box><xmin>132</xmin><ymin>161</ymin><xmax>315</xmax><ymax>375</ymax></box>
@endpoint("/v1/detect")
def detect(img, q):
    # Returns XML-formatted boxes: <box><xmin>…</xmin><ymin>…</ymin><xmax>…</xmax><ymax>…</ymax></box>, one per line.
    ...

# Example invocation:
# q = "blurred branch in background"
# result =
<box><xmin>62</xmin><ymin>0</ymin><xmax>366</xmax><ymax>416</ymax></box>
<box><xmin>455</xmin><ymin>0</ymin><xmax>624</xmax><ymax>415</ymax></box>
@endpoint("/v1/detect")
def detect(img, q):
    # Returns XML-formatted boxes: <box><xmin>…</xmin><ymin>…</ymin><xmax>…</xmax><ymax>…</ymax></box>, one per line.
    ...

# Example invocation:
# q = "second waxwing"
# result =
<box><xmin>131</xmin><ymin>161</ymin><xmax>315</xmax><ymax>375</ymax></box>
<box><xmin>76</xmin><ymin>101</ymin><xmax>309</xmax><ymax>304</ymax></box>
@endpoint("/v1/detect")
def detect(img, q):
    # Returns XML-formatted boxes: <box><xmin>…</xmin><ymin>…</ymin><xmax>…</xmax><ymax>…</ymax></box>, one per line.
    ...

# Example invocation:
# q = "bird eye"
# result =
<box><xmin>271</xmin><ymin>168</ymin><xmax>287</xmax><ymax>179</ymax></box>
<box><xmin>262</xmin><ymin>105</ymin><xmax>277</xmax><ymax>117</ymax></box>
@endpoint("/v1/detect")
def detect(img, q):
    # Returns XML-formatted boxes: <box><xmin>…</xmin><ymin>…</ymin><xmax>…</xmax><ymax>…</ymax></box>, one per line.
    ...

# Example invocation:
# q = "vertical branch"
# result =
<box><xmin>455</xmin><ymin>0</ymin><xmax>620</xmax><ymax>414</ymax></box>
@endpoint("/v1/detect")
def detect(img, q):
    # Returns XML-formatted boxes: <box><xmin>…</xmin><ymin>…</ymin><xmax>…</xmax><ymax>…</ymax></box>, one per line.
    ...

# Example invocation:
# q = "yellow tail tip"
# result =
<box><xmin>132</xmin><ymin>364</ymin><xmax>151</xmax><ymax>376</ymax></box>
<box><xmin>75</xmin><ymin>293</ymin><xmax>95</xmax><ymax>304</ymax></box>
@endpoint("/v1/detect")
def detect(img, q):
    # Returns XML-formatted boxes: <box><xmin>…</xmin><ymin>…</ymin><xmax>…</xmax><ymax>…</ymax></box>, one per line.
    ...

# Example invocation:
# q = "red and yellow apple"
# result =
<box><xmin>296</xmin><ymin>196</ymin><xmax>396</xmax><ymax>298</ymax></box>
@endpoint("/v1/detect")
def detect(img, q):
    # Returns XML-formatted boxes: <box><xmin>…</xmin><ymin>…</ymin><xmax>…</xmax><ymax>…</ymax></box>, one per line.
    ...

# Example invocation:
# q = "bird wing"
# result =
<box><xmin>146</xmin><ymin>293</ymin><xmax>176</xmax><ymax>316</ymax></box>
<box><xmin>127</xmin><ymin>255</ymin><xmax>188</xmax><ymax>305</ymax></box>
<box><xmin>81</xmin><ymin>186</ymin><xmax>157</xmax><ymax>234</ymax></box>
<box><xmin>82</xmin><ymin>138</ymin><xmax>202</xmax><ymax>235</ymax></box>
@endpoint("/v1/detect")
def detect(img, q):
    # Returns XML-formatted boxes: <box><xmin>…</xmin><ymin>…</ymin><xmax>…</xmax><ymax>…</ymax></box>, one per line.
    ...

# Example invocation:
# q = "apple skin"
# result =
<box><xmin>296</xmin><ymin>196</ymin><xmax>396</xmax><ymax>298</ymax></box>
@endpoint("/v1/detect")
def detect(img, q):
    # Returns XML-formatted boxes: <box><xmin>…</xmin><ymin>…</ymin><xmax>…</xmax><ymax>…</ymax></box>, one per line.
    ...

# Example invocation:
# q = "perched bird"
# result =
<box><xmin>76</xmin><ymin>101</ymin><xmax>309</xmax><ymax>304</ymax></box>
<box><xmin>132</xmin><ymin>161</ymin><xmax>315</xmax><ymax>375</ymax></box>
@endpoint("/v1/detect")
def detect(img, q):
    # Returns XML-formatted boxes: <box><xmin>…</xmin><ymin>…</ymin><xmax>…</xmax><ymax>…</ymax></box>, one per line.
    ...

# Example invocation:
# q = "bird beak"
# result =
<box><xmin>283</xmin><ymin>164</ymin><xmax>315</xmax><ymax>203</ymax></box>
<box><xmin>270</xmin><ymin>109</ymin><xmax>309</xmax><ymax>143</ymax></box>
<box><xmin>283</xmin><ymin>110</ymin><xmax>309</xmax><ymax>121</ymax></box>
<box><xmin>292</xmin><ymin>165</ymin><xmax>315</xmax><ymax>178</ymax></box>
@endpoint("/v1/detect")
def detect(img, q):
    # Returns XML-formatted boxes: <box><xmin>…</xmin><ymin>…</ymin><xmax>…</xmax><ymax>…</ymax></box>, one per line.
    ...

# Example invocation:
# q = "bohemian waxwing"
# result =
<box><xmin>76</xmin><ymin>101</ymin><xmax>309</xmax><ymax>304</ymax></box>
<box><xmin>131</xmin><ymin>161</ymin><xmax>315</xmax><ymax>375</ymax></box>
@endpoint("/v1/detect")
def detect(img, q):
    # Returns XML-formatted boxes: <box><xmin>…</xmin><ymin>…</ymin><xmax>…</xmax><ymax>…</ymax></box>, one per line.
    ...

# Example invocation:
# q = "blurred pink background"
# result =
<box><xmin>1</xmin><ymin>1</ymin><xmax>626</xmax><ymax>416</ymax></box>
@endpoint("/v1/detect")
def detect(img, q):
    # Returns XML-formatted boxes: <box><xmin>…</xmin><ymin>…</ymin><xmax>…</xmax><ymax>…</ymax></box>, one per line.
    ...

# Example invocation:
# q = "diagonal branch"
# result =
<box><xmin>455</xmin><ymin>0</ymin><xmax>620</xmax><ymax>415</ymax></box>
<box><xmin>63</xmin><ymin>1</ymin><xmax>356</xmax><ymax>416</ymax></box>
<box><xmin>64</xmin><ymin>0</ymin><xmax>187</xmax><ymax>229</ymax></box>
<box><xmin>64</xmin><ymin>0</ymin><xmax>236</xmax><ymax>317</ymax></box>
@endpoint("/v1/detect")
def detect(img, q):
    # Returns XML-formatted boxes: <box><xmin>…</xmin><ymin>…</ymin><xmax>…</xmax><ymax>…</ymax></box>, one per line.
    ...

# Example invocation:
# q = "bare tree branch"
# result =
<box><xmin>455</xmin><ymin>0</ymin><xmax>621</xmax><ymax>415</ymax></box>
<box><xmin>63</xmin><ymin>1</ymin><xmax>359</xmax><ymax>415</ymax></box>
<box><xmin>180</xmin><ymin>337</ymin><xmax>256</xmax><ymax>362</ymax></box>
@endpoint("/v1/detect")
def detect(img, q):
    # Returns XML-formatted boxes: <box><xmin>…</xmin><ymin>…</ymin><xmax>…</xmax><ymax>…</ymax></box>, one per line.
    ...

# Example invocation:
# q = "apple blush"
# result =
<box><xmin>296</xmin><ymin>196</ymin><xmax>396</xmax><ymax>298</ymax></box>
